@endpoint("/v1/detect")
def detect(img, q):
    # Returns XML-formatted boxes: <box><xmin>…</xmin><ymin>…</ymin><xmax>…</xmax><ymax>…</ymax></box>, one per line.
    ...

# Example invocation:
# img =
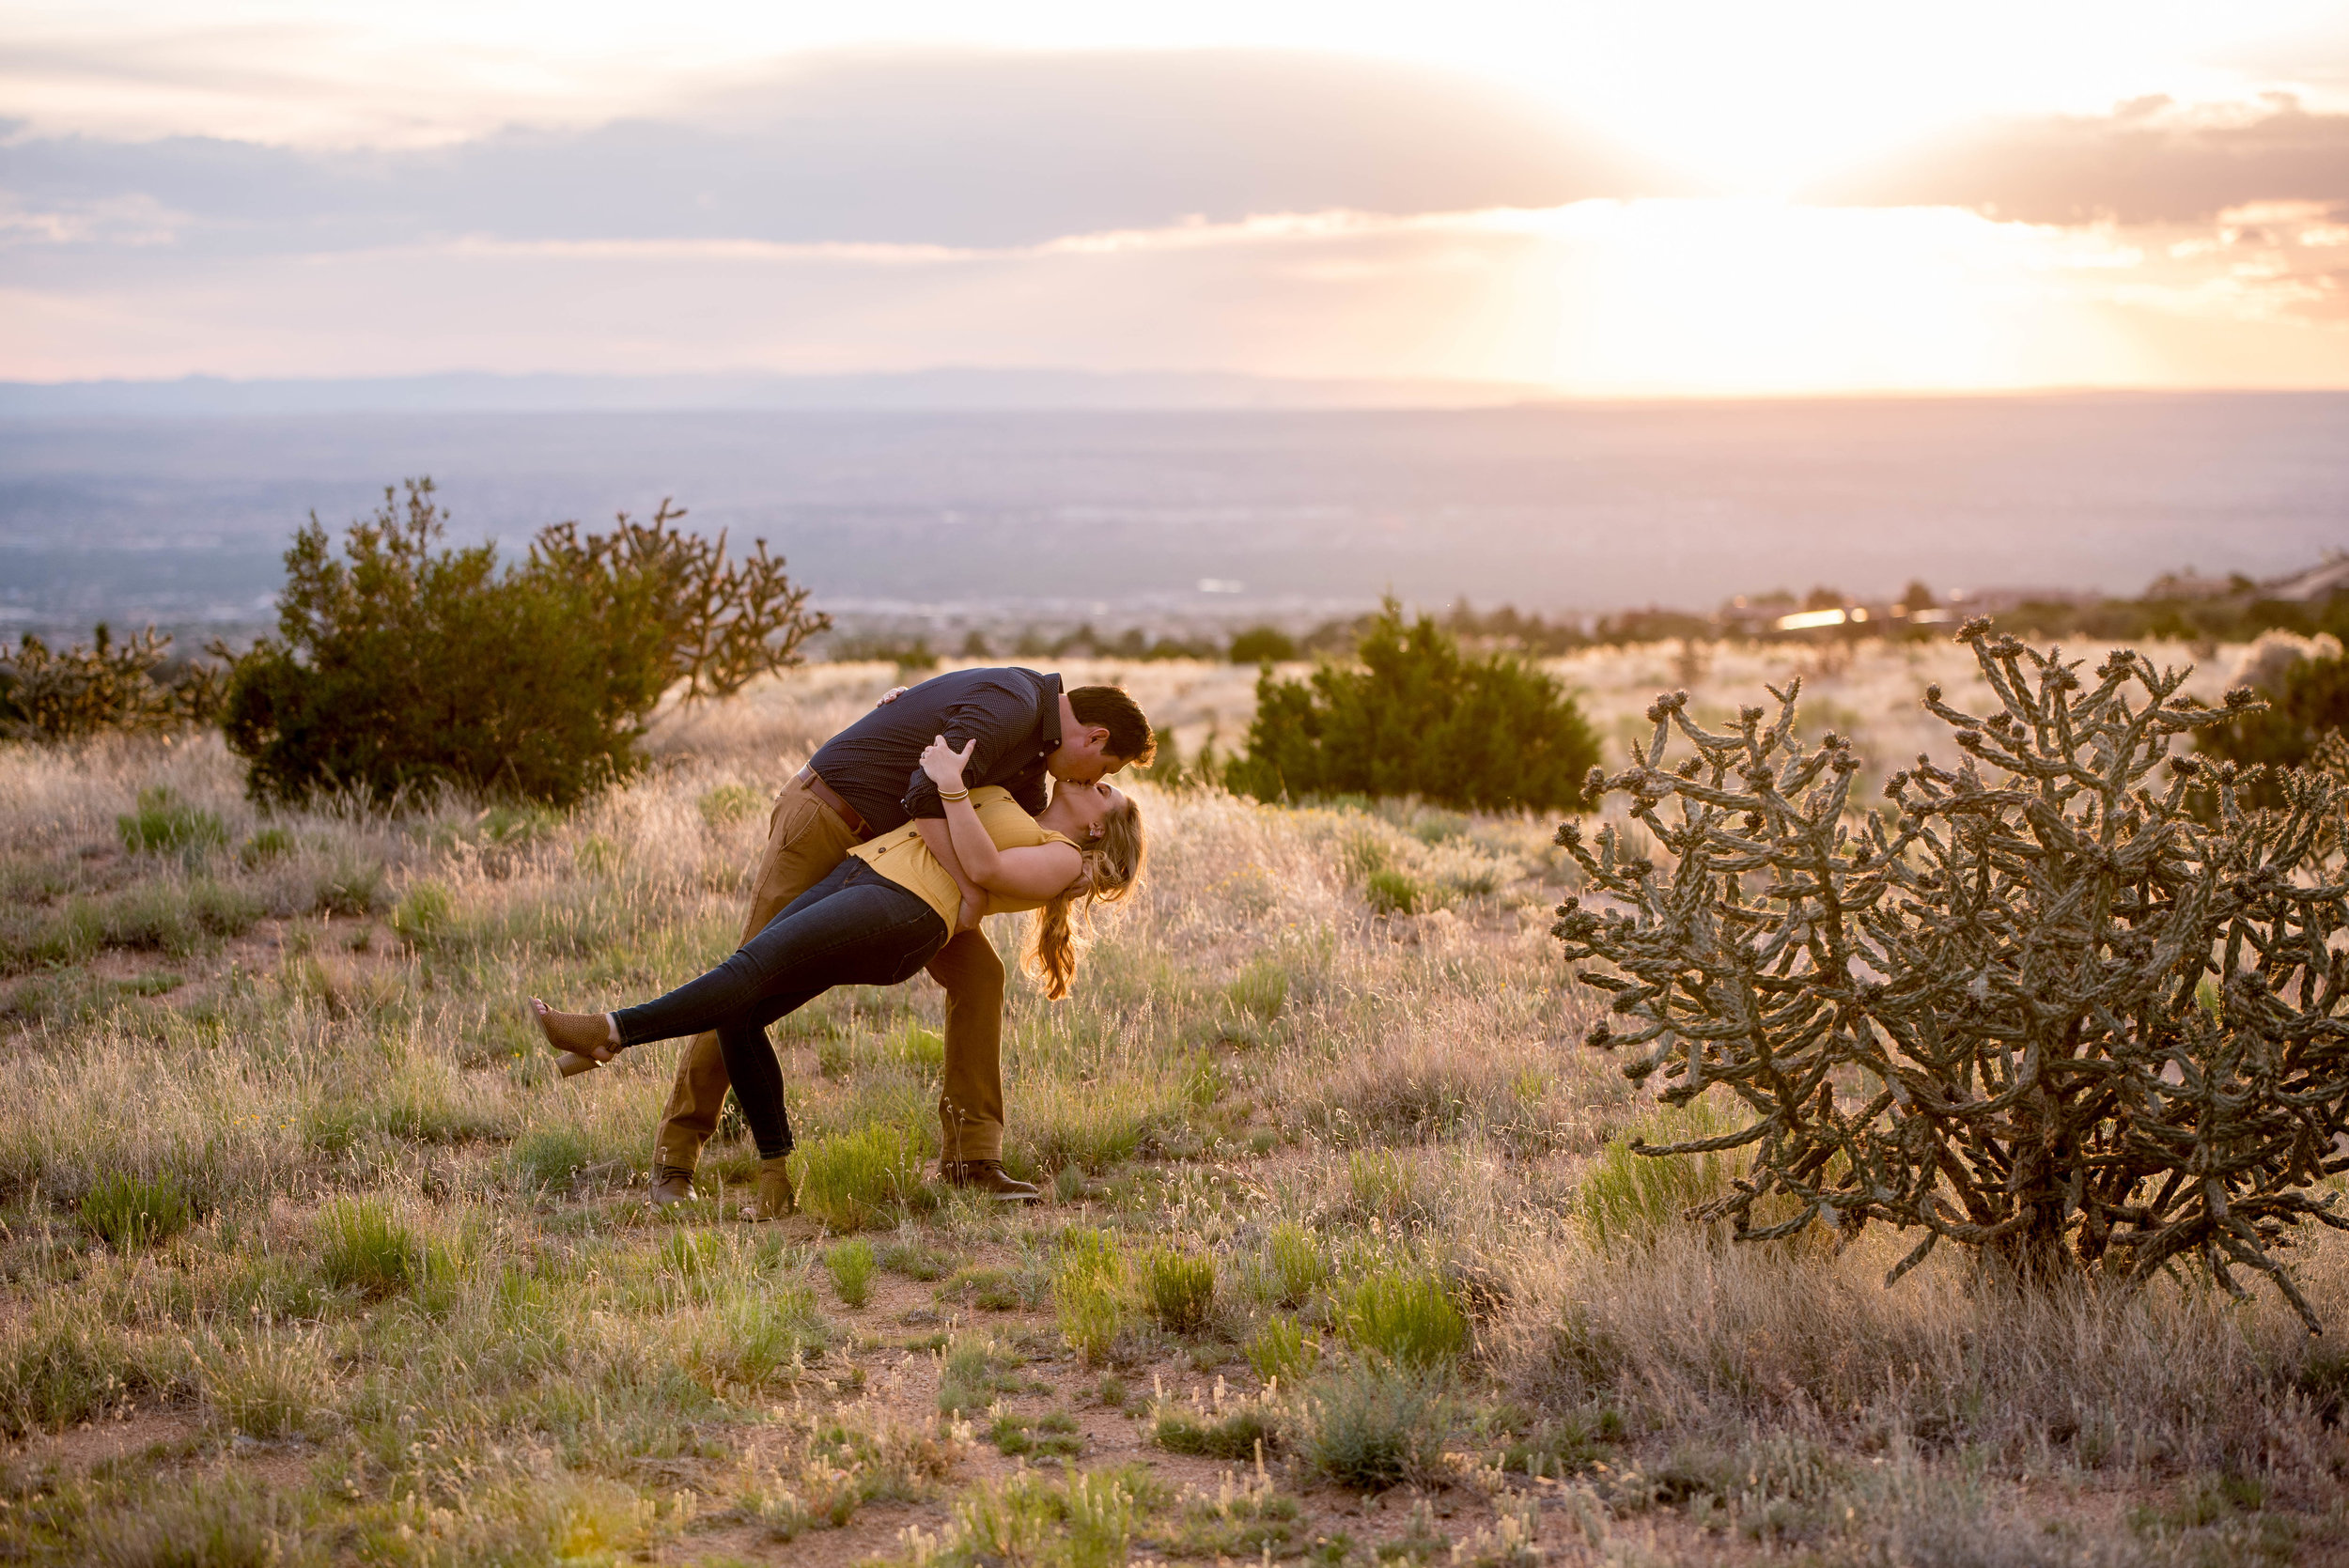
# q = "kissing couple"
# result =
<box><xmin>530</xmin><ymin>667</ymin><xmax>1154</xmax><ymax>1219</ymax></box>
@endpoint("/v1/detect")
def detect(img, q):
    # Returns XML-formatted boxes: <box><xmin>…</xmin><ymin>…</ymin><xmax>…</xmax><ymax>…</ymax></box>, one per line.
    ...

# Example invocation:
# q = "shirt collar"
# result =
<box><xmin>1038</xmin><ymin>671</ymin><xmax>1065</xmax><ymax>753</ymax></box>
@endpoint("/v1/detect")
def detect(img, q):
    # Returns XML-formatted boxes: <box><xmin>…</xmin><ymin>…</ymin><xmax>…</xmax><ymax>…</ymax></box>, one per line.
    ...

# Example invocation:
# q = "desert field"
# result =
<box><xmin>0</xmin><ymin>638</ymin><xmax>2340</xmax><ymax>1567</ymax></box>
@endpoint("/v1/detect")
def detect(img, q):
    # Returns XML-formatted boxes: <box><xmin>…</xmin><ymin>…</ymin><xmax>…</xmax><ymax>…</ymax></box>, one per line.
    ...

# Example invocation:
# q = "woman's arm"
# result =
<box><xmin>920</xmin><ymin>735</ymin><xmax>1083</xmax><ymax>900</ymax></box>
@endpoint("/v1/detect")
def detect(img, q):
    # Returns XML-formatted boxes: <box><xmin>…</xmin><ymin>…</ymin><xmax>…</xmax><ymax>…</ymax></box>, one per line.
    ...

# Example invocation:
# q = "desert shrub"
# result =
<box><xmin>0</xmin><ymin>624</ymin><xmax>226</xmax><ymax>742</ymax></box>
<box><xmin>1339</xmin><ymin>1266</ymin><xmax>1467</xmax><ymax>1366</ymax></box>
<box><xmin>1140</xmin><ymin>1245</ymin><xmax>1217</xmax><ymax>1334</ymax></box>
<box><xmin>1229</xmin><ymin>625</ymin><xmax>1299</xmax><ymax>664</ymax></box>
<box><xmin>1555</xmin><ymin>622</ymin><xmax>2349</xmax><ymax>1325</ymax></box>
<box><xmin>1227</xmin><ymin>598</ymin><xmax>1598</xmax><ymax>812</ymax></box>
<box><xmin>222</xmin><ymin>479</ymin><xmax>828</xmax><ymax>807</ymax></box>
<box><xmin>80</xmin><ymin>1170</ymin><xmax>196</xmax><ymax>1250</ymax></box>
<box><xmin>2199</xmin><ymin>644</ymin><xmax>2349</xmax><ymax>793</ymax></box>
<box><xmin>825</xmin><ymin>1237</ymin><xmax>877</xmax><ymax>1307</ymax></box>
<box><xmin>1295</xmin><ymin>1360</ymin><xmax>1449</xmax><ymax>1489</ymax></box>
<box><xmin>796</xmin><ymin>1124</ymin><xmax>921</xmax><ymax>1233</ymax></box>
<box><xmin>117</xmin><ymin>786</ymin><xmax>226</xmax><ymax>856</ymax></box>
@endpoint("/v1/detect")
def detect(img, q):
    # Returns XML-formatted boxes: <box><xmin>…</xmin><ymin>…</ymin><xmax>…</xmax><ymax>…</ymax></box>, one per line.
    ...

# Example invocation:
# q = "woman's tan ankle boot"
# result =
<box><xmin>743</xmin><ymin>1157</ymin><xmax>796</xmax><ymax>1220</ymax></box>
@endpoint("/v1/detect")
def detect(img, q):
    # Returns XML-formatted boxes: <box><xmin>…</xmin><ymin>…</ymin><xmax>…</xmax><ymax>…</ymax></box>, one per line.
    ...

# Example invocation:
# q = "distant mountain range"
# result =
<box><xmin>0</xmin><ymin>369</ymin><xmax>1549</xmax><ymax>418</ymax></box>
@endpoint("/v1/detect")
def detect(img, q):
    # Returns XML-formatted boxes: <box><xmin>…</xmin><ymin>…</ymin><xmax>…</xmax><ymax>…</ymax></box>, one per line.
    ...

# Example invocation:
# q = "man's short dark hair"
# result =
<box><xmin>1068</xmin><ymin>685</ymin><xmax>1156</xmax><ymax>766</ymax></box>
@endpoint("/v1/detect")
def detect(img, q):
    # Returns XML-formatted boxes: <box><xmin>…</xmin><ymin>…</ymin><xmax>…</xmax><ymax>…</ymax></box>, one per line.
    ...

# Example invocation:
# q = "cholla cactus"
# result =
<box><xmin>1552</xmin><ymin>620</ymin><xmax>2349</xmax><ymax>1327</ymax></box>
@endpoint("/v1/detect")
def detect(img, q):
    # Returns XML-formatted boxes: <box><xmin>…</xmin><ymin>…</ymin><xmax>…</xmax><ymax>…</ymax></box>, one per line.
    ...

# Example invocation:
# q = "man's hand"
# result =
<box><xmin>875</xmin><ymin>685</ymin><xmax>910</xmax><ymax>706</ymax></box>
<box><xmin>957</xmin><ymin>890</ymin><xmax>987</xmax><ymax>933</ymax></box>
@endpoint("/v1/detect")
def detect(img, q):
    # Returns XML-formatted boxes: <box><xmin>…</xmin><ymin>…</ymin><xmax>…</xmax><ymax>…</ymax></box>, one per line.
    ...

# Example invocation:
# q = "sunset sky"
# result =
<box><xmin>7</xmin><ymin>1</ymin><xmax>2349</xmax><ymax>395</ymax></box>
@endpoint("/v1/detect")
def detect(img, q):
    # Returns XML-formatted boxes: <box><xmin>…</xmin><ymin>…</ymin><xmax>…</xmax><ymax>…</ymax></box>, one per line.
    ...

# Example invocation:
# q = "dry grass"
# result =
<box><xmin>0</xmin><ymin>644</ymin><xmax>2338</xmax><ymax>1566</ymax></box>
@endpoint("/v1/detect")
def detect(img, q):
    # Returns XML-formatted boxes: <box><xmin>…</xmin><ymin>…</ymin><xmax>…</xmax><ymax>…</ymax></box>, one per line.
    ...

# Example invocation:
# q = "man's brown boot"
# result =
<box><xmin>647</xmin><ymin>1165</ymin><xmax>696</xmax><ymax>1206</ymax></box>
<box><xmin>741</xmin><ymin>1157</ymin><xmax>796</xmax><ymax>1221</ymax></box>
<box><xmin>942</xmin><ymin>1159</ymin><xmax>1040</xmax><ymax>1202</ymax></box>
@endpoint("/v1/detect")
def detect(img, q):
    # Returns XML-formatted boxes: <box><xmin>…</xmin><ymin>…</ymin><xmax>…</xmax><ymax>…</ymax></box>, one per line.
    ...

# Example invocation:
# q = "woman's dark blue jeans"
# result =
<box><xmin>612</xmin><ymin>859</ymin><xmax>948</xmax><ymax>1159</ymax></box>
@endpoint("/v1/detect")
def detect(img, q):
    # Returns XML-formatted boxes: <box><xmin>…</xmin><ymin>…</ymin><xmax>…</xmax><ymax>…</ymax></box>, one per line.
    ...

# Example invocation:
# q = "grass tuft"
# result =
<box><xmin>1141</xmin><ymin>1244</ymin><xmax>1217</xmax><ymax>1335</ymax></box>
<box><xmin>317</xmin><ymin>1195</ymin><xmax>440</xmax><ymax>1298</ymax></box>
<box><xmin>80</xmin><ymin>1170</ymin><xmax>196</xmax><ymax>1250</ymax></box>
<box><xmin>825</xmin><ymin>1237</ymin><xmax>877</xmax><ymax>1307</ymax></box>
<box><xmin>796</xmin><ymin>1124</ymin><xmax>922</xmax><ymax>1232</ymax></box>
<box><xmin>1339</xmin><ymin>1265</ymin><xmax>1466</xmax><ymax>1366</ymax></box>
<box><xmin>117</xmin><ymin>786</ymin><xmax>226</xmax><ymax>857</ymax></box>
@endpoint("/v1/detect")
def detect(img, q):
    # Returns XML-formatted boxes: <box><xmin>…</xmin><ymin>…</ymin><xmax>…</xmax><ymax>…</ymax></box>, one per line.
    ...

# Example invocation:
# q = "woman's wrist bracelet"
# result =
<box><xmin>939</xmin><ymin>786</ymin><xmax>971</xmax><ymax>802</ymax></box>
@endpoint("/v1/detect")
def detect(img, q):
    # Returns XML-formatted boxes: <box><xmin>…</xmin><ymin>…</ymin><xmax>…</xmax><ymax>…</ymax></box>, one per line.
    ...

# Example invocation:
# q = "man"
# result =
<box><xmin>646</xmin><ymin>667</ymin><xmax>1154</xmax><ymax>1209</ymax></box>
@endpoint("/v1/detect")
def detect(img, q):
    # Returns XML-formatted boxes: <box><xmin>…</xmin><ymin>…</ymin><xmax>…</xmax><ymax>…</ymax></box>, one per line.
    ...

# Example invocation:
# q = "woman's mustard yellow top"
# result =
<box><xmin>849</xmin><ymin>785</ymin><xmax>1078</xmax><ymax>928</ymax></box>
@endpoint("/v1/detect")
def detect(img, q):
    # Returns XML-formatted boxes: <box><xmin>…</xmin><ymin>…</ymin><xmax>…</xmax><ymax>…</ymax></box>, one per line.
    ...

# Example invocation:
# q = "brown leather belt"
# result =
<box><xmin>794</xmin><ymin>766</ymin><xmax>872</xmax><ymax>841</ymax></box>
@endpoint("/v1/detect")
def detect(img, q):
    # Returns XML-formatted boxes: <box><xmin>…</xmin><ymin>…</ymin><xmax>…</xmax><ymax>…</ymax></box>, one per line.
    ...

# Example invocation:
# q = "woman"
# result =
<box><xmin>532</xmin><ymin>734</ymin><xmax>1144</xmax><ymax>1217</ymax></box>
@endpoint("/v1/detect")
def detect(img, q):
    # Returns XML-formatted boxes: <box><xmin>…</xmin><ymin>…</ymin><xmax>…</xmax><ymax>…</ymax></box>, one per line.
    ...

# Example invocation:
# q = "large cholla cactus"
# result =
<box><xmin>1552</xmin><ymin>621</ymin><xmax>2349</xmax><ymax>1327</ymax></box>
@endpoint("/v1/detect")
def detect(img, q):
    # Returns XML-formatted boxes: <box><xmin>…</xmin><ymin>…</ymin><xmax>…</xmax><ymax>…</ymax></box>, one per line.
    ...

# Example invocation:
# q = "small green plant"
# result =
<box><xmin>1268</xmin><ymin>1222</ymin><xmax>1330</xmax><ymax>1308</ymax></box>
<box><xmin>1339</xmin><ymin>1266</ymin><xmax>1466</xmax><ymax>1366</ymax></box>
<box><xmin>1246</xmin><ymin>1318</ymin><xmax>1319</xmax><ymax>1386</ymax></box>
<box><xmin>879</xmin><ymin>1238</ymin><xmax>959</xmax><ymax>1281</ymax></box>
<box><xmin>938</xmin><ymin>1332</ymin><xmax>1025</xmax><ymax>1416</ymax></box>
<box><xmin>825</xmin><ymin>1237</ymin><xmax>877</xmax><ymax>1307</ymax></box>
<box><xmin>1141</xmin><ymin>1245</ymin><xmax>1218</xmax><ymax>1334</ymax></box>
<box><xmin>196</xmin><ymin>1325</ymin><xmax>331</xmax><ymax>1438</ymax></box>
<box><xmin>796</xmin><ymin>1124</ymin><xmax>921</xmax><ymax>1232</ymax></box>
<box><xmin>990</xmin><ymin>1407</ymin><xmax>1084</xmax><ymax>1458</ymax></box>
<box><xmin>390</xmin><ymin>881</ymin><xmax>455</xmax><ymax>946</ymax></box>
<box><xmin>1054</xmin><ymin>1227</ymin><xmax>1128</xmax><ymax>1364</ymax></box>
<box><xmin>1297</xmin><ymin>1360</ymin><xmax>1449</xmax><ymax>1489</ymax></box>
<box><xmin>79</xmin><ymin>1171</ymin><xmax>195</xmax><ymax>1250</ymax></box>
<box><xmin>692</xmin><ymin>1288</ymin><xmax>830</xmax><ymax>1391</ymax></box>
<box><xmin>317</xmin><ymin>1196</ymin><xmax>433</xmax><ymax>1297</ymax></box>
<box><xmin>698</xmin><ymin>783</ymin><xmax>766</xmax><ymax>827</ymax></box>
<box><xmin>1153</xmin><ymin>1385</ymin><xmax>1280</xmax><ymax>1460</ymax></box>
<box><xmin>238</xmin><ymin>826</ymin><xmax>295</xmax><ymax>866</ymax></box>
<box><xmin>1579</xmin><ymin>1097</ymin><xmax>1739</xmax><ymax>1249</ymax></box>
<box><xmin>1363</xmin><ymin>866</ymin><xmax>1424</xmax><ymax>916</ymax></box>
<box><xmin>117</xmin><ymin>786</ymin><xmax>226</xmax><ymax>857</ymax></box>
<box><xmin>1226</xmin><ymin>956</ymin><xmax>1290</xmax><ymax>1020</ymax></box>
<box><xmin>508</xmin><ymin>1124</ymin><xmax>597</xmax><ymax>1189</ymax></box>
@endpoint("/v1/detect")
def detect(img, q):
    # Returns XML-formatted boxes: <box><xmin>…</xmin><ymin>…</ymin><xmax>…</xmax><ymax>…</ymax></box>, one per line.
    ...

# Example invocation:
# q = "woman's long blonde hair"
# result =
<box><xmin>1026</xmin><ymin>797</ymin><xmax>1145</xmax><ymax>1001</ymax></box>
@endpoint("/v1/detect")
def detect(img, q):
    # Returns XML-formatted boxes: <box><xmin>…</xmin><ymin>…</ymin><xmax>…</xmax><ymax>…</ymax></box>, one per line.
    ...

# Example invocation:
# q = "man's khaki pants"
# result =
<box><xmin>653</xmin><ymin>774</ymin><xmax>1012</xmax><ymax>1177</ymax></box>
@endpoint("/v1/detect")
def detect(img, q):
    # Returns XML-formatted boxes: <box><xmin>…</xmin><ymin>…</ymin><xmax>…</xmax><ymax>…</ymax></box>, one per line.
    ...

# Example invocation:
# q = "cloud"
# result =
<box><xmin>0</xmin><ymin>48</ymin><xmax>1678</xmax><ymax>264</ymax></box>
<box><xmin>1813</xmin><ymin>94</ymin><xmax>2349</xmax><ymax>224</ymax></box>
